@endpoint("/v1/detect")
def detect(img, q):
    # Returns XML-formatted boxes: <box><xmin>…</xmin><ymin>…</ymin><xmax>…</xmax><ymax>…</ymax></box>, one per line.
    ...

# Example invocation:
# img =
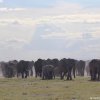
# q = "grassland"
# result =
<box><xmin>0</xmin><ymin>77</ymin><xmax>100</xmax><ymax>100</ymax></box>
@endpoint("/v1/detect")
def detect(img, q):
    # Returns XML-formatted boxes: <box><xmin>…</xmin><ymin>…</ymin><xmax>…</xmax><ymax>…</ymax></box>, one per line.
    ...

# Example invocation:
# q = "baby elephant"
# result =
<box><xmin>42</xmin><ymin>65</ymin><xmax>55</xmax><ymax>80</ymax></box>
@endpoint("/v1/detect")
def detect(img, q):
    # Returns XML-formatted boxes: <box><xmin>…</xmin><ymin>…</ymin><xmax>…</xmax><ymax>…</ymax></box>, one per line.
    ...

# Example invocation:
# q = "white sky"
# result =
<box><xmin>0</xmin><ymin>0</ymin><xmax>100</xmax><ymax>61</ymax></box>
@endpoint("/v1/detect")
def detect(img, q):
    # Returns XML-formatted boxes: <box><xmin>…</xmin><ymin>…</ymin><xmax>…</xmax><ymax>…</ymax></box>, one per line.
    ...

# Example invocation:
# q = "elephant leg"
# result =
<box><xmin>73</xmin><ymin>73</ymin><xmax>75</xmax><ymax>78</ymax></box>
<box><xmin>51</xmin><ymin>72</ymin><xmax>53</xmax><ymax>79</ymax></box>
<box><xmin>99</xmin><ymin>73</ymin><xmax>100</xmax><ymax>81</ymax></box>
<box><xmin>93</xmin><ymin>73</ymin><xmax>96</xmax><ymax>80</ymax></box>
<box><xmin>25</xmin><ymin>71</ymin><xmax>28</xmax><ymax>78</ymax></box>
<box><xmin>60</xmin><ymin>72</ymin><xmax>63</xmax><ymax>80</ymax></box>
<box><xmin>91</xmin><ymin>72</ymin><xmax>94</xmax><ymax>80</ymax></box>
<box><xmin>67</xmin><ymin>74</ymin><xmax>69</xmax><ymax>80</ymax></box>
<box><xmin>49</xmin><ymin>71</ymin><xmax>53</xmax><ymax>79</ymax></box>
<box><xmin>22</xmin><ymin>72</ymin><xmax>24</xmax><ymax>78</ymax></box>
<box><xmin>50</xmin><ymin>72</ymin><xmax>53</xmax><ymax>79</ymax></box>
<box><xmin>42</xmin><ymin>76</ymin><xmax>44</xmax><ymax>80</ymax></box>
<box><xmin>60</xmin><ymin>75</ymin><xmax>63</xmax><ymax>80</ymax></box>
<box><xmin>48</xmin><ymin>72</ymin><xmax>51</xmax><ymax>79</ymax></box>
<box><xmin>99</xmin><ymin>74</ymin><xmax>100</xmax><ymax>81</ymax></box>
<box><xmin>42</xmin><ymin>72</ymin><xmax>45</xmax><ymax>80</ymax></box>
<box><xmin>67</xmin><ymin>72</ymin><xmax>72</xmax><ymax>80</ymax></box>
<box><xmin>82</xmin><ymin>68</ymin><xmax>84</xmax><ymax>76</ymax></box>
<box><xmin>61</xmin><ymin>72</ymin><xmax>66</xmax><ymax>80</ymax></box>
<box><xmin>31</xmin><ymin>70</ymin><xmax>33</xmax><ymax>76</ymax></box>
<box><xmin>39</xmin><ymin>73</ymin><xmax>42</xmax><ymax>77</ymax></box>
<box><xmin>90</xmin><ymin>69</ymin><xmax>93</xmax><ymax>80</ymax></box>
<box><xmin>83</xmin><ymin>69</ymin><xmax>85</xmax><ymax>76</ymax></box>
<box><xmin>94</xmin><ymin>74</ymin><xmax>97</xmax><ymax>80</ymax></box>
<box><xmin>69</xmin><ymin>72</ymin><xmax>72</xmax><ymax>80</ymax></box>
<box><xmin>17</xmin><ymin>72</ymin><xmax>19</xmax><ymax>78</ymax></box>
<box><xmin>91</xmin><ymin>73</ymin><xmax>94</xmax><ymax>81</ymax></box>
<box><xmin>42</xmin><ymin>74</ymin><xmax>44</xmax><ymax>80</ymax></box>
<box><xmin>81</xmin><ymin>69</ymin><xmax>83</xmax><ymax>76</ymax></box>
<box><xmin>97</xmin><ymin>73</ymin><xmax>99</xmax><ymax>81</ymax></box>
<box><xmin>80</xmin><ymin>70</ymin><xmax>82</xmax><ymax>76</ymax></box>
<box><xmin>27</xmin><ymin>71</ymin><xmax>29</xmax><ymax>77</ymax></box>
<box><xmin>80</xmin><ymin>71</ymin><xmax>82</xmax><ymax>76</ymax></box>
<box><xmin>97</xmin><ymin>72</ymin><xmax>100</xmax><ymax>81</ymax></box>
<box><xmin>35</xmin><ymin>72</ymin><xmax>38</xmax><ymax>78</ymax></box>
<box><xmin>47</xmin><ymin>72</ymin><xmax>50</xmax><ymax>80</ymax></box>
<box><xmin>25</xmin><ymin>75</ymin><xmax>27</xmax><ymax>78</ymax></box>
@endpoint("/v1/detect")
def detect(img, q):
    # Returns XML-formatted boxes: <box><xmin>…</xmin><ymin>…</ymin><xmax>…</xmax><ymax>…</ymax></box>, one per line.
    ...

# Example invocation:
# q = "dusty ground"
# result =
<box><xmin>0</xmin><ymin>77</ymin><xmax>100</xmax><ymax>100</ymax></box>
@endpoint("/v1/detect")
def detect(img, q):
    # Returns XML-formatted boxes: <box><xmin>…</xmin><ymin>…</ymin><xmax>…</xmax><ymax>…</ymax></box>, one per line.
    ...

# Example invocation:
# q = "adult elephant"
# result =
<box><xmin>27</xmin><ymin>61</ymin><xmax>34</xmax><ymax>77</ymax></box>
<box><xmin>89</xmin><ymin>59</ymin><xmax>100</xmax><ymax>81</ymax></box>
<box><xmin>76</xmin><ymin>60</ymin><xmax>85</xmax><ymax>76</ymax></box>
<box><xmin>0</xmin><ymin>60</ymin><xmax>18</xmax><ymax>78</ymax></box>
<box><xmin>52</xmin><ymin>59</ymin><xmax>60</xmax><ymax>76</ymax></box>
<box><xmin>59</xmin><ymin>58</ymin><xmax>76</xmax><ymax>80</ymax></box>
<box><xmin>17</xmin><ymin>60</ymin><xmax>34</xmax><ymax>78</ymax></box>
<box><xmin>34</xmin><ymin>59</ymin><xmax>44</xmax><ymax>78</ymax></box>
<box><xmin>0</xmin><ymin>62</ymin><xmax>11</xmax><ymax>78</ymax></box>
<box><xmin>42</xmin><ymin>65</ymin><xmax>55</xmax><ymax>80</ymax></box>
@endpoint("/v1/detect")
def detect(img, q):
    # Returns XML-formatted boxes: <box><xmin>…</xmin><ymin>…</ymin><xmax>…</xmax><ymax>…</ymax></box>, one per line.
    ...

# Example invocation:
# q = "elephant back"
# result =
<box><xmin>42</xmin><ymin>65</ymin><xmax>54</xmax><ymax>72</ymax></box>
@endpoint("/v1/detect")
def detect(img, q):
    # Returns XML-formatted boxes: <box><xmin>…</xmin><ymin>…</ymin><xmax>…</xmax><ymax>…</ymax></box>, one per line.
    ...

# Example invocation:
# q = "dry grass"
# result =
<box><xmin>0</xmin><ymin>77</ymin><xmax>100</xmax><ymax>100</ymax></box>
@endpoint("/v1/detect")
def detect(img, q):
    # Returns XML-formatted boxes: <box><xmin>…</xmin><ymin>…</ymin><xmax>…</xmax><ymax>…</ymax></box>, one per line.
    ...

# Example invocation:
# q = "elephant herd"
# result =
<box><xmin>0</xmin><ymin>58</ymin><xmax>100</xmax><ymax>81</ymax></box>
<box><xmin>34</xmin><ymin>58</ymin><xmax>86</xmax><ymax>80</ymax></box>
<box><xmin>0</xmin><ymin>60</ymin><xmax>34</xmax><ymax>78</ymax></box>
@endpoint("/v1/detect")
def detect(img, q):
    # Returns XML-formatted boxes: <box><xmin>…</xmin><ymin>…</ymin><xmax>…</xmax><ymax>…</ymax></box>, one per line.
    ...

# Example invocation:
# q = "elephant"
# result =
<box><xmin>42</xmin><ymin>65</ymin><xmax>55</xmax><ymax>80</ymax></box>
<box><xmin>0</xmin><ymin>62</ymin><xmax>10</xmax><ymax>78</ymax></box>
<box><xmin>27</xmin><ymin>61</ymin><xmax>34</xmax><ymax>77</ymax></box>
<box><xmin>59</xmin><ymin>58</ymin><xmax>76</xmax><ymax>80</ymax></box>
<box><xmin>43</xmin><ymin>59</ymin><xmax>60</xmax><ymax>77</ymax></box>
<box><xmin>0</xmin><ymin>60</ymin><xmax>18</xmax><ymax>78</ymax></box>
<box><xmin>51</xmin><ymin>59</ymin><xmax>60</xmax><ymax>76</ymax></box>
<box><xmin>34</xmin><ymin>58</ymin><xmax>60</xmax><ymax>78</ymax></box>
<box><xmin>34</xmin><ymin>59</ymin><xmax>44</xmax><ymax>78</ymax></box>
<box><xmin>89</xmin><ymin>59</ymin><xmax>100</xmax><ymax>81</ymax></box>
<box><xmin>51</xmin><ymin>59</ymin><xmax>59</xmax><ymax>67</ymax></box>
<box><xmin>75</xmin><ymin>60</ymin><xmax>85</xmax><ymax>76</ymax></box>
<box><xmin>17</xmin><ymin>60</ymin><xmax>34</xmax><ymax>78</ymax></box>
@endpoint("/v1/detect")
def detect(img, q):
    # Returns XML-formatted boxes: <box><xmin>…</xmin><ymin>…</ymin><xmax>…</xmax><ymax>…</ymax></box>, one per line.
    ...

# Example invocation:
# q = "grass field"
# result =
<box><xmin>0</xmin><ymin>77</ymin><xmax>100</xmax><ymax>100</ymax></box>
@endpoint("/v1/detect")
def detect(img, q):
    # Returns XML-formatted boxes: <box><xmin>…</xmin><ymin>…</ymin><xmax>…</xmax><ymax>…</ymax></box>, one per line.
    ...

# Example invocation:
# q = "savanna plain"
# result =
<box><xmin>0</xmin><ymin>77</ymin><xmax>100</xmax><ymax>100</ymax></box>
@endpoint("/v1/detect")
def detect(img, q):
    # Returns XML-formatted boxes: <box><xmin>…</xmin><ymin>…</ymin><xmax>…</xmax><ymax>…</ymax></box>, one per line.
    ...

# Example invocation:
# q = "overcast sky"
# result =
<box><xmin>0</xmin><ymin>0</ymin><xmax>100</xmax><ymax>61</ymax></box>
